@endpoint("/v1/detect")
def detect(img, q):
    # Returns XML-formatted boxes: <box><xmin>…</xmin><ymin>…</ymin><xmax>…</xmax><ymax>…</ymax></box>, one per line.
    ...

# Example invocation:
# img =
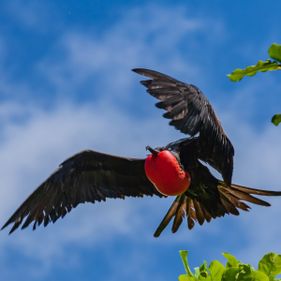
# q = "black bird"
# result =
<box><xmin>2</xmin><ymin>68</ymin><xmax>281</xmax><ymax>237</ymax></box>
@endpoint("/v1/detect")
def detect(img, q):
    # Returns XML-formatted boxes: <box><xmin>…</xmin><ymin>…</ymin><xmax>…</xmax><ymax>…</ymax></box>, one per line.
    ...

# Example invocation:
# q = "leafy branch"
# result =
<box><xmin>179</xmin><ymin>250</ymin><xmax>281</xmax><ymax>281</ymax></box>
<box><xmin>228</xmin><ymin>43</ymin><xmax>281</xmax><ymax>126</ymax></box>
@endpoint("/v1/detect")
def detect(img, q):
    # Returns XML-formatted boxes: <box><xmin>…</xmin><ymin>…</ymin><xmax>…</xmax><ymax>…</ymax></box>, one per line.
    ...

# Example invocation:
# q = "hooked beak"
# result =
<box><xmin>146</xmin><ymin>145</ymin><xmax>159</xmax><ymax>156</ymax></box>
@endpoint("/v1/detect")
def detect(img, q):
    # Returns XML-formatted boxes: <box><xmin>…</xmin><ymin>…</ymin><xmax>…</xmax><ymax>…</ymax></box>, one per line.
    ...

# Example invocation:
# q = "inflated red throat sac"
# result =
<box><xmin>144</xmin><ymin>150</ymin><xmax>191</xmax><ymax>196</ymax></box>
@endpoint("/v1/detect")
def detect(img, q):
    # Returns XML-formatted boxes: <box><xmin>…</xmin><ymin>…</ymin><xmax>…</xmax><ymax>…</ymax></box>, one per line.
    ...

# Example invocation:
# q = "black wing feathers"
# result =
<box><xmin>133</xmin><ymin>68</ymin><xmax>234</xmax><ymax>185</ymax></box>
<box><xmin>2</xmin><ymin>150</ymin><xmax>162</xmax><ymax>234</ymax></box>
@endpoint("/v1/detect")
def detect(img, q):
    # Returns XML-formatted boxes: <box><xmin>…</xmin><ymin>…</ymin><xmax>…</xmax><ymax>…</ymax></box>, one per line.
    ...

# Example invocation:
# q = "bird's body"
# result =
<box><xmin>2</xmin><ymin>68</ymin><xmax>281</xmax><ymax>236</ymax></box>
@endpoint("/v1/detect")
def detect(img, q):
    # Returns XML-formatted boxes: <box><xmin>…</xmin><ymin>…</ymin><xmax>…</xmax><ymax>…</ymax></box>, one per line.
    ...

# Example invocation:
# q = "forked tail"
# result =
<box><xmin>154</xmin><ymin>182</ymin><xmax>281</xmax><ymax>237</ymax></box>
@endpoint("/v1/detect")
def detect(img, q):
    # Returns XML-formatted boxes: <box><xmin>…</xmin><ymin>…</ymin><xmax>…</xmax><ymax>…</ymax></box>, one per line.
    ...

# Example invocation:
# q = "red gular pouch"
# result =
<box><xmin>144</xmin><ymin>150</ymin><xmax>191</xmax><ymax>196</ymax></box>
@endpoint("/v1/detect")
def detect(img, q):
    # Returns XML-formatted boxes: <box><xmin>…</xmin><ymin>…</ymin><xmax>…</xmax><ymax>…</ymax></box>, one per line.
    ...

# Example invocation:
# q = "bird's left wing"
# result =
<box><xmin>2</xmin><ymin>150</ymin><xmax>162</xmax><ymax>234</ymax></box>
<box><xmin>133</xmin><ymin>68</ymin><xmax>234</xmax><ymax>185</ymax></box>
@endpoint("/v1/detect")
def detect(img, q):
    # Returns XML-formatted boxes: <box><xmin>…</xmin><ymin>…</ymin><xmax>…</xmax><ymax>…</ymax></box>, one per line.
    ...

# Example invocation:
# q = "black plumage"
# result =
<box><xmin>2</xmin><ymin>68</ymin><xmax>281</xmax><ymax>236</ymax></box>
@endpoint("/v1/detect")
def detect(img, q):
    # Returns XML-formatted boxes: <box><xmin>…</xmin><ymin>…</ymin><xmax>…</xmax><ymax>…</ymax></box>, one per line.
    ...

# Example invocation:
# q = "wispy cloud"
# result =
<box><xmin>37</xmin><ymin>4</ymin><xmax>223</xmax><ymax>103</ymax></box>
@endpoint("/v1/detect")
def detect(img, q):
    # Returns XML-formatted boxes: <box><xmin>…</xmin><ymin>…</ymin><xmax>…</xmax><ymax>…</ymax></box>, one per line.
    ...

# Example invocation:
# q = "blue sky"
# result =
<box><xmin>1</xmin><ymin>1</ymin><xmax>281</xmax><ymax>280</ymax></box>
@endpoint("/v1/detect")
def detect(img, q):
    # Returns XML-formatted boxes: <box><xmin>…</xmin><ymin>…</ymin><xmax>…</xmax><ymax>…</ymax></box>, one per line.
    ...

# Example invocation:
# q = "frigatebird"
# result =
<box><xmin>2</xmin><ymin>68</ymin><xmax>281</xmax><ymax>237</ymax></box>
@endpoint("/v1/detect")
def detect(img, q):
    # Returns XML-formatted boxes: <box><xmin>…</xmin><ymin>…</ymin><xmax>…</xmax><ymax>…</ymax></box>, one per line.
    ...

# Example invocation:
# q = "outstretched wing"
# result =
<box><xmin>2</xmin><ymin>150</ymin><xmax>162</xmax><ymax>234</ymax></box>
<box><xmin>154</xmin><ymin>164</ymin><xmax>281</xmax><ymax>237</ymax></box>
<box><xmin>133</xmin><ymin>68</ymin><xmax>234</xmax><ymax>185</ymax></box>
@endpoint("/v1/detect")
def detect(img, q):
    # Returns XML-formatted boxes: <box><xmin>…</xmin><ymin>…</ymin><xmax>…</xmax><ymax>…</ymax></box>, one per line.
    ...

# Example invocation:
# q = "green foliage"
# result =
<box><xmin>258</xmin><ymin>253</ymin><xmax>281</xmax><ymax>281</ymax></box>
<box><xmin>271</xmin><ymin>114</ymin><xmax>281</xmax><ymax>126</ymax></box>
<box><xmin>227</xmin><ymin>60</ymin><xmax>281</xmax><ymax>82</ymax></box>
<box><xmin>228</xmin><ymin>43</ymin><xmax>281</xmax><ymax>82</ymax></box>
<box><xmin>268</xmin><ymin>43</ymin><xmax>281</xmax><ymax>62</ymax></box>
<box><xmin>178</xmin><ymin>251</ymin><xmax>281</xmax><ymax>281</ymax></box>
<box><xmin>228</xmin><ymin>43</ymin><xmax>281</xmax><ymax>125</ymax></box>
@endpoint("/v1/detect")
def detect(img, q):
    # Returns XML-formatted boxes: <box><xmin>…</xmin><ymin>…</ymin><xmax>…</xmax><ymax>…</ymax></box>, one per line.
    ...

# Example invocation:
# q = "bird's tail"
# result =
<box><xmin>153</xmin><ymin>182</ymin><xmax>281</xmax><ymax>237</ymax></box>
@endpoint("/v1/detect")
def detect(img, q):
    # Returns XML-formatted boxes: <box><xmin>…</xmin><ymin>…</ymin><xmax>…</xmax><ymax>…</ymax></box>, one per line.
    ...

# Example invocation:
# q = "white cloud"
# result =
<box><xmin>37</xmin><ymin>4</ymin><xmax>224</xmax><ymax>103</ymax></box>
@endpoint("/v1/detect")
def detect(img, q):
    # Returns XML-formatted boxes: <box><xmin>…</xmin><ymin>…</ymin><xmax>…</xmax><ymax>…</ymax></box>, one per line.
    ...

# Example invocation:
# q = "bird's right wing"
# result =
<box><xmin>2</xmin><ymin>150</ymin><xmax>163</xmax><ymax>234</ymax></box>
<box><xmin>133</xmin><ymin>68</ymin><xmax>234</xmax><ymax>185</ymax></box>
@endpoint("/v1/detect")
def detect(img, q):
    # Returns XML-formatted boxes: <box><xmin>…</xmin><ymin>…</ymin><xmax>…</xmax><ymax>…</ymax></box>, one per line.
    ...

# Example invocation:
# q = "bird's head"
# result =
<box><xmin>145</xmin><ymin>145</ymin><xmax>160</xmax><ymax>157</ymax></box>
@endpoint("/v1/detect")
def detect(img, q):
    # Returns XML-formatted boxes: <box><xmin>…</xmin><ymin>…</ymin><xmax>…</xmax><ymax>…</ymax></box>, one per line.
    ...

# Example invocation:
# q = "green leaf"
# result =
<box><xmin>222</xmin><ymin>265</ymin><xmax>269</xmax><ymax>281</ymax></box>
<box><xmin>268</xmin><ymin>43</ymin><xmax>281</xmax><ymax>62</ymax></box>
<box><xmin>237</xmin><ymin>264</ymin><xmax>269</xmax><ymax>281</ymax></box>
<box><xmin>221</xmin><ymin>268</ymin><xmax>240</xmax><ymax>281</ymax></box>
<box><xmin>194</xmin><ymin>267</ymin><xmax>211</xmax><ymax>281</ymax></box>
<box><xmin>209</xmin><ymin>260</ymin><xmax>225</xmax><ymax>281</ymax></box>
<box><xmin>178</xmin><ymin>274</ymin><xmax>198</xmax><ymax>281</ymax></box>
<box><xmin>199</xmin><ymin>261</ymin><xmax>209</xmax><ymax>278</ymax></box>
<box><xmin>249</xmin><ymin>270</ymin><xmax>270</xmax><ymax>281</ymax></box>
<box><xmin>237</xmin><ymin>264</ymin><xmax>252</xmax><ymax>281</ymax></box>
<box><xmin>271</xmin><ymin>114</ymin><xmax>281</xmax><ymax>126</ymax></box>
<box><xmin>178</xmin><ymin>252</ymin><xmax>281</xmax><ymax>281</ymax></box>
<box><xmin>223</xmin><ymin>252</ymin><xmax>241</xmax><ymax>268</ymax></box>
<box><xmin>193</xmin><ymin>261</ymin><xmax>211</xmax><ymax>280</ymax></box>
<box><xmin>178</xmin><ymin>274</ymin><xmax>191</xmax><ymax>281</ymax></box>
<box><xmin>228</xmin><ymin>59</ymin><xmax>281</xmax><ymax>82</ymax></box>
<box><xmin>179</xmin><ymin>250</ymin><xmax>194</xmax><ymax>277</ymax></box>
<box><xmin>258</xmin><ymin>253</ymin><xmax>281</xmax><ymax>280</ymax></box>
